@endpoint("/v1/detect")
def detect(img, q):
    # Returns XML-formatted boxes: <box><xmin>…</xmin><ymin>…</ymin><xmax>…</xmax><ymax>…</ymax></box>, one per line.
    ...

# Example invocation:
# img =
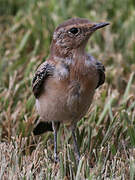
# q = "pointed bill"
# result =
<box><xmin>91</xmin><ymin>22</ymin><xmax>110</xmax><ymax>31</ymax></box>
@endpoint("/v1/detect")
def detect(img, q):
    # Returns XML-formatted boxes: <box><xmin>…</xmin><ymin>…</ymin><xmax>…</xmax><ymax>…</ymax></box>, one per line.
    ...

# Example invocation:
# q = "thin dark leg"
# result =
<box><xmin>72</xmin><ymin>129</ymin><xmax>80</xmax><ymax>163</ymax></box>
<box><xmin>52</xmin><ymin>122</ymin><xmax>60</xmax><ymax>162</ymax></box>
<box><xmin>54</xmin><ymin>128</ymin><xmax>58</xmax><ymax>162</ymax></box>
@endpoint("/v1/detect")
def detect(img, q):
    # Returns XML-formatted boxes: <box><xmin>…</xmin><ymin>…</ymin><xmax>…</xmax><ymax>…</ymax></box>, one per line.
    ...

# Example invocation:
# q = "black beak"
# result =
<box><xmin>92</xmin><ymin>22</ymin><xmax>110</xmax><ymax>31</ymax></box>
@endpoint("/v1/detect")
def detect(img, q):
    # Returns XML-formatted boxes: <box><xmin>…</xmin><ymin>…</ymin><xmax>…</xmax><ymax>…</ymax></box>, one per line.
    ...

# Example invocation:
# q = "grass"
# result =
<box><xmin>0</xmin><ymin>0</ymin><xmax>135</xmax><ymax>179</ymax></box>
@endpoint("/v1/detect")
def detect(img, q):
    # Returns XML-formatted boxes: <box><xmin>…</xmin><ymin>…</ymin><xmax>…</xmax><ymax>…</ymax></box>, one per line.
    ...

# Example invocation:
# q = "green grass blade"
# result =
<box><xmin>122</xmin><ymin>72</ymin><xmax>134</xmax><ymax>104</ymax></box>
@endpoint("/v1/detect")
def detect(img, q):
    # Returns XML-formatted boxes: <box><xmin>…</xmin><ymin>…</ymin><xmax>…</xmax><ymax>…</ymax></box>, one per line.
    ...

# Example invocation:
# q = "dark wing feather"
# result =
<box><xmin>87</xmin><ymin>54</ymin><xmax>105</xmax><ymax>89</ymax></box>
<box><xmin>32</xmin><ymin>62</ymin><xmax>54</xmax><ymax>98</ymax></box>
<box><xmin>95</xmin><ymin>61</ymin><xmax>105</xmax><ymax>89</ymax></box>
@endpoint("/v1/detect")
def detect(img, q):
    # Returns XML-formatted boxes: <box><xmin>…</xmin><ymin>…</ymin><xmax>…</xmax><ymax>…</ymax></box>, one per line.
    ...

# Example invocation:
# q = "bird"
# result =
<box><xmin>32</xmin><ymin>17</ymin><xmax>109</xmax><ymax>163</ymax></box>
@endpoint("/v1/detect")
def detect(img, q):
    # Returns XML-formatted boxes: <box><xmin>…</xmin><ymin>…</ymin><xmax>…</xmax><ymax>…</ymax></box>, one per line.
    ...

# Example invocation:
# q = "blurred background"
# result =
<box><xmin>0</xmin><ymin>0</ymin><xmax>135</xmax><ymax>179</ymax></box>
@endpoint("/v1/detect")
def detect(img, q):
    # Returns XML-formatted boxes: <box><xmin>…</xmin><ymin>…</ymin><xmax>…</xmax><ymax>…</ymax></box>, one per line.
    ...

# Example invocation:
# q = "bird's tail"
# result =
<box><xmin>33</xmin><ymin>120</ymin><xmax>53</xmax><ymax>135</ymax></box>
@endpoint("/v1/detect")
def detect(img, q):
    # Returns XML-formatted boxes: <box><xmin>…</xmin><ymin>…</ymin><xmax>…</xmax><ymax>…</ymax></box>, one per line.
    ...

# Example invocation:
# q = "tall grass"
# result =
<box><xmin>0</xmin><ymin>0</ymin><xmax>135</xmax><ymax>179</ymax></box>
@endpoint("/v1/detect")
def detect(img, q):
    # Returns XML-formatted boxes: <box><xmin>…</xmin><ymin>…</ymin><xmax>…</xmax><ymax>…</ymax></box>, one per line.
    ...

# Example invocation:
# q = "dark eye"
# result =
<box><xmin>69</xmin><ymin>27</ymin><xmax>79</xmax><ymax>34</ymax></box>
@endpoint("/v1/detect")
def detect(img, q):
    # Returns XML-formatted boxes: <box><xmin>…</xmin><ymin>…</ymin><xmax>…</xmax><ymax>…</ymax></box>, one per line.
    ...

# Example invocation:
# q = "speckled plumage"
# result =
<box><xmin>32</xmin><ymin>17</ymin><xmax>109</xmax><ymax>162</ymax></box>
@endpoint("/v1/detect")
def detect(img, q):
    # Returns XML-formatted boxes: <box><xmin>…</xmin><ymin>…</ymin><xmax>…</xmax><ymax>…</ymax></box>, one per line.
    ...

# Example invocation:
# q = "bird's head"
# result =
<box><xmin>51</xmin><ymin>17</ymin><xmax>109</xmax><ymax>58</ymax></box>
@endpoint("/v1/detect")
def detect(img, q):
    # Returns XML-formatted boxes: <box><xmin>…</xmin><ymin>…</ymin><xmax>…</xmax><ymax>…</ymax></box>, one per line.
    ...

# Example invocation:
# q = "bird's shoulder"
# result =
<box><xmin>87</xmin><ymin>54</ymin><xmax>105</xmax><ymax>88</ymax></box>
<box><xmin>32</xmin><ymin>59</ymin><xmax>55</xmax><ymax>98</ymax></box>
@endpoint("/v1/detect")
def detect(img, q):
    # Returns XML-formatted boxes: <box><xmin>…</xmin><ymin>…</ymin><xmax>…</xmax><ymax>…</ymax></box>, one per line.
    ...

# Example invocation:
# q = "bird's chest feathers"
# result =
<box><xmin>54</xmin><ymin>59</ymin><xmax>97</xmax><ymax>111</ymax></box>
<box><xmin>67</xmin><ymin>67</ymin><xmax>97</xmax><ymax>107</ymax></box>
<box><xmin>54</xmin><ymin>56</ymin><xmax>97</xmax><ymax>80</ymax></box>
<box><xmin>54</xmin><ymin>58</ymin><xmax>98</xmax><ymax>91</ymax></box>
<box><xmin>54</xmin><ymin>62</ymin><xmax>70</xmax><ymax>80</ymax></box>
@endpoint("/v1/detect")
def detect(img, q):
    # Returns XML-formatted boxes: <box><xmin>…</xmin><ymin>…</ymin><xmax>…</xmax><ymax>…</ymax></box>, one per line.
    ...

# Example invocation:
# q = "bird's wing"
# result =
<box><xmin>95</xmin><ymin>60</ymin><xmax>105</xmax><ymax>89</ymax></box>
<box><xmin>87</xmin><ymin>54</ymin><xmax>105</xmax><ymax>89</ymax></box>
<box><xmin>32</xmin><ymin>61</ymin><xmax>54</xmax><ymax>98</ymax></box>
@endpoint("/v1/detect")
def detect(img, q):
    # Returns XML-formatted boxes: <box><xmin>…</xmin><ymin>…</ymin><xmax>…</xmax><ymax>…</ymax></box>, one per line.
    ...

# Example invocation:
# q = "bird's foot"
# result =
<box><xmin>54</xmin><ymin>154</ymin><xmax>59</xmax><ymax>163</ymax></box>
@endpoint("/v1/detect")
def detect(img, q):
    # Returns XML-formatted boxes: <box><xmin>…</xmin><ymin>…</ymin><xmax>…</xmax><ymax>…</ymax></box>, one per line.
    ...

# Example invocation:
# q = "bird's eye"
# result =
<box><xmin>69</xmin><ymin>27</ymin><xmax>79</xmax><ymax>35</ymax></box>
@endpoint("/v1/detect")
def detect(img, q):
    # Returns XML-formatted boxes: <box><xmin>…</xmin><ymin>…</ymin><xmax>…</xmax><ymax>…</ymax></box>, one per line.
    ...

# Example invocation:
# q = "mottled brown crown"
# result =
<box><xmin>55</xmin><ymin>17</ymin><xmax>91</xmax><ymax>31</ymax></box>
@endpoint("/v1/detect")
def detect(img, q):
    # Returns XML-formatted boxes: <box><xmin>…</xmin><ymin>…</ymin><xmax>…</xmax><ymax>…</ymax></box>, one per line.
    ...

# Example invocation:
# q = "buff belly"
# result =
<box><xmin>36</xmin><ymin>79</ymin><xmax>96</xmax><ymax>125</ymax></box>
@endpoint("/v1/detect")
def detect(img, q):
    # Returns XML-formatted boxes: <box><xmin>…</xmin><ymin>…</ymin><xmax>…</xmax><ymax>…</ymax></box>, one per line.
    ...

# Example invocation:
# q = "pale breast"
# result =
<box><xmin>36</xmin><ymin>57</ymin><xmax>99</xmax><ymax>124</ymax></box>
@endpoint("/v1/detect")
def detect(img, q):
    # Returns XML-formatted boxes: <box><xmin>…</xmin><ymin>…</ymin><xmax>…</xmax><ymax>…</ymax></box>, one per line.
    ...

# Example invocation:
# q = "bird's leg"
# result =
<box><xmin>71</xmin><ymin>125</ymin><xmax>80</xmax><ymax>163</ymax></box>
<box><xmin>52</xmin><ymin>122</ymin><xmax>60</xmax><ymax>162</ymax></box>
